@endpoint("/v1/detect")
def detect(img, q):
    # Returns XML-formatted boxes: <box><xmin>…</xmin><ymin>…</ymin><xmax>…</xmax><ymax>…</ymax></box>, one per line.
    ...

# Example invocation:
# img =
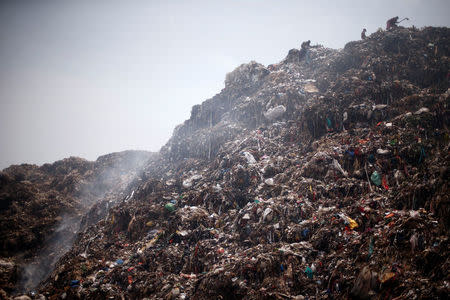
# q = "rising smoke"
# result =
<box><xmin>17</xmin><ymin>151</ymin><xmax>153</xmax><ymax>293</ymax></box>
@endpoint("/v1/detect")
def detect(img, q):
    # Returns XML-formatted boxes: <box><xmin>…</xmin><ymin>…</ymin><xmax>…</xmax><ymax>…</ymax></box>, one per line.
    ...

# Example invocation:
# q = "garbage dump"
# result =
<box><xmin>1</xmin><ymin>26</ymin><xmax>449</xmax><ymax>299</ymax></box>
<box><xmin>0</xmin><ymin>151</ymin><xmax>154</xmax><ymax>296</ymax></box>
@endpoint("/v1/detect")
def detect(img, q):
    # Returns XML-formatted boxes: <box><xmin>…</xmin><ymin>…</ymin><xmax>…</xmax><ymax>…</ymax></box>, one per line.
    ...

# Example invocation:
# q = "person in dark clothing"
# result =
<box><xmin>294</xmin><ymin>40</ymin><xmax>311</xmax><ymax>63</ymax></box>
<box><xmin>361</xmin><ymin>28</ymin><xmax>367</xmax><ymax>39</ymax></box>
<box><xmin>301</xmin><ymin>40</ymin><xmax>311</xmax><ymax>50</ymax></box>
<box><xmin>386</xmin><ymin>16</ymin><xmax>409</xmax><ymax>30</ymax></box>
<box><xmin>301</xmin><ymin>40</ymin><xmax>312</xmax><ymax>64</ymax></box>
<box><xmin>386</xmin><ymin>16</ymin><xmax>399</xmax><ymax>30</ymax></box>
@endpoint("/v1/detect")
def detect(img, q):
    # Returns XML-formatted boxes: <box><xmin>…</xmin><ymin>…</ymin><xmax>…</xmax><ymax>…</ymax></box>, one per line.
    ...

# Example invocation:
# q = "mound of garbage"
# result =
<box><xmin>0</xmin><ymin>151</ymin><xmax>154</xmax><ymax>295</ymax></box>
<box><xmin>2</xmin><ymin>26</ymin><xmax>449</xmax><ymax>299</ymax></box>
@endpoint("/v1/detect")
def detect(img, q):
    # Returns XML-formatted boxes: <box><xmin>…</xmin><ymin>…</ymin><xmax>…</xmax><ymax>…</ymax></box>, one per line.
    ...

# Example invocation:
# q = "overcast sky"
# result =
<box><xmin>1</xmin><ymin>0</ymin><xmax>449</xmax><ymax>169</ymax></box>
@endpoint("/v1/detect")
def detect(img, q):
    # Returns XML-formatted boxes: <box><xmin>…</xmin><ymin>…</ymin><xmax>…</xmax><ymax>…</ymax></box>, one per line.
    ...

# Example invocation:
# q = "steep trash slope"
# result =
<box><xmin>3</xmin><ymin>26</ymin><xmax>450</xmax><ymax>299</ymax></box>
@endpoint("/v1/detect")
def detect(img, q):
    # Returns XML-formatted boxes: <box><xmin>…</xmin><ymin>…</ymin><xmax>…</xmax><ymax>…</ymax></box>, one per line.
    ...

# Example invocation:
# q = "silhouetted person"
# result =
<box><xmin>301</xmin><ymin>40</ymin><xmax>311</xmax><ymax>50</ymax></box>
<box><xmin>286</xmin><ymin>40</ymin><xmax>311</xmax><ymax>64</ymax></box>
<box><xmin>361</xmin><ymin>28</ymin><xmax>367</xmax><ymax>39</ymax></box>
<box><xmin>386</xmin><ymin>16</ymin><xmax>409</xmax><ymax>30</ymax></box>
<box><xmin>300</xmin><ymin>40</ymin><xmax>311</xmax><ymax>64</ymax></box>
<box><xmin>386</xmin><ymin>16</ymin><xmax>399</xmax><ymax>30</ymax></box>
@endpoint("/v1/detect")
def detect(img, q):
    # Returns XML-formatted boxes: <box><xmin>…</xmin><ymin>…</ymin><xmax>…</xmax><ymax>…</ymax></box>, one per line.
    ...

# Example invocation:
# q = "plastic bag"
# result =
<box><xmin>370</xmin><ymin>171</ymin><xmax>381</xmax><ymax>186</ymax></box>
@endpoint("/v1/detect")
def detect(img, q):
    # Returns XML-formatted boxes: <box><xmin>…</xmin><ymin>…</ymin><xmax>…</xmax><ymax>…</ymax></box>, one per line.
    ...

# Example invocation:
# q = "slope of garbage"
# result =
<box><xmin>0</xmin><ymin>150</ymin><xmax>155</xmax><ymax>295</ymax></box>
<box><xmin>3</xmin><ymin>26</ymin><xmax>449</xmax><ymax>299</ymax></box>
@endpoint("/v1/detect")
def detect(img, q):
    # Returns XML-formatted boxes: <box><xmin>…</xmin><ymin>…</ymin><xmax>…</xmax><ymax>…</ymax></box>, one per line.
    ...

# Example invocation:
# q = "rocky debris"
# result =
<box><xmin>3</xmin><ymin>26</ymin><xmax>450</xmax><ymax>299</ymax></box>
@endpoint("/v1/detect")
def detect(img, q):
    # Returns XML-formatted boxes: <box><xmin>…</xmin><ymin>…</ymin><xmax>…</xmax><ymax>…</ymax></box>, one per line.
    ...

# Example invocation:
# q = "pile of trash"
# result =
<box><xmin>3</xmin><ymin>26</ymin><xmax>450</xmax><ymax>299</ymax></box>
<box><xmin>0</xmin><ymin>151</ymin><xmax>154</xmax><ymax>295</ymax></box>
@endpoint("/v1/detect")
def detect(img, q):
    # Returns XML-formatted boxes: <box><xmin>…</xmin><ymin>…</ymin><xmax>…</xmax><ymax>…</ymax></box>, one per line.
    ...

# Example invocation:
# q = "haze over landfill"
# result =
<box><xmin>0</xmin><ymin>1</ymin><xmax>449</xmax><ymax>299</ymax></box>
<box><xmin>1</xmin><ymin>0</ymin><xmax>450</xmax><ymax>169</ymax></box>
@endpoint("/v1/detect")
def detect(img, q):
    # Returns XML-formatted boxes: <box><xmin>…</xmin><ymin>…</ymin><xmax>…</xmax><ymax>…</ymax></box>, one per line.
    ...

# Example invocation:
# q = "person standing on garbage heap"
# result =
<box><xmin>299</xmin><ymin>40</ymin><xmax>311</xmax><ymax>61</ymax></box>
<box><xmin>386</xmin><ymin>16</ymin><xmax>404</xmax><ymax>30</ymax></box>
<box><xmin>361</xmin><ymin>28</ymin><xmax>367</xmax><ymax>39</ymax></box>
<box><xmin>301</xmin><ymin>40</ymin><xmax>311</xmax><ymax>50</ymax></box>
<box><xmin>297</xmin><ymin>40</ymin><xmax>311</xmax><ymax>62</ymax></box>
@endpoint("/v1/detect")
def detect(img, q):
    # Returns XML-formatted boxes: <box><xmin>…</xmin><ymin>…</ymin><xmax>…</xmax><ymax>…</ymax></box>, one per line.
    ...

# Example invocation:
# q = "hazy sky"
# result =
<box><xmin>1</xmin><ymin>0</ymin><xmax>449</xmax><ymax>169</ymax></box>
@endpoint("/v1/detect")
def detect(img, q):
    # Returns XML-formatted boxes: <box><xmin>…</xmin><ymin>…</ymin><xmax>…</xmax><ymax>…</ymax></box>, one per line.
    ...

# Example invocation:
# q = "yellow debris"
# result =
<box><xmin>348</xmin><ymin>217</ymin><xmax>358</xmax><ymax>229</ymax></box>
